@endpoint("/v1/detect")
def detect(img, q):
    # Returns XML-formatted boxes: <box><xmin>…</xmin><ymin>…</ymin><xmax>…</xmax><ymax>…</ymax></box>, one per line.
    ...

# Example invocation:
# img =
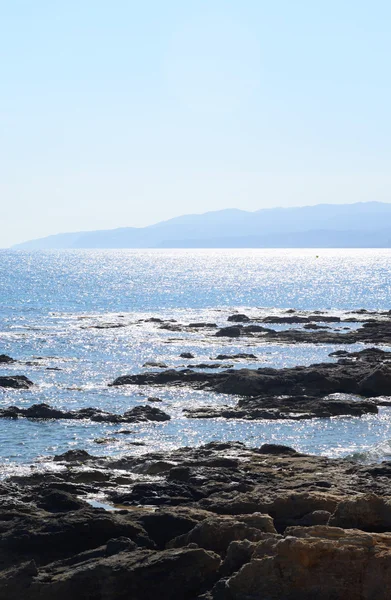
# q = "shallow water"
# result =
<box><xmin>1</xmin><ymin>248</ymin><xmax>391</xmax><ymax>475</ymax></box>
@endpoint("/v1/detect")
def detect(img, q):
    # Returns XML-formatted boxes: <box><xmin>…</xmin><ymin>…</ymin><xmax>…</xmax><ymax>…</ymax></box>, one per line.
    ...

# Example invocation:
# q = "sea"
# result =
<box><xmin>1</xmin><ymin>248</ymin><xmax>391</xmax><ymax>478</ymax></box>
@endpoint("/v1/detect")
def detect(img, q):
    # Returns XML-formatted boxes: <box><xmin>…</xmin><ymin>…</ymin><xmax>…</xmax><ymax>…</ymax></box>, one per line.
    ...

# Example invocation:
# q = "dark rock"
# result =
<box><xmin>0</xmin><ymin>376</ymin><xmax>33</xmax><ymax>389</ymax></box>
<box><xmin>89</xmin><ymin>323</ymin><xmax>126</xmax><ymax>329</ymax></box>
<box><xmin>110</xmin><ymin>480</ymin><xmax>202</xmax><ymax>506</ymax></box>
<box><xmin>0</xmin><ymin>403</ymin><xmax>170</xmax><ymax>424</ymax></box>
<box><xmin>133</xmin><ymin>509</ymin><xmax>202</xmax><ymax>549</ymax></box>
<box><xmin>143</xmin><ymin>361</ymin><xmax>168</xmax><ymax>368</ymax></box>
<box><xmin>180</xmin><ymin>352</ymin><xmax>194</xmax><ymax>359</ymax></box>
<box><xmin>185</xmin><ymin>396</ymin><xmax>377</xmax><ymax>421</ymax></box>
<box><xmin>258</xmin><ymin>444</ymin><xmax>300</xmax><ymax>456</ymax></box>
<box><xmin>111</xmin><ymin>350</ymin><xmax>391</xmax><ymax>407</ymax></box>
<box><xmin>37</xmin><ymin>489</ymin><xmax>87</xmax><ymax>513</ymax></box>
<box><xmin>188</xmin><ymin>323</ymin><xmax>218</xmax><ymax>328</ymax></box>
<box><xmin>26</xmin><ymin>547</ymin><xmax>221</xmax><ymax>600</ymax></box>
<box><xmin>227</xmin><ymin>314</ymin><xmax>250</xmax><ymax>323</ymax></box>
<box><xmin>214</xmin><ymin>353</ymin><xmax>257</xmax><ymax>360</ymax></box>
<box><xmin>53</xmin><ymin>449</ymin><xmax>93</xmax><ymax>463</ymax></box>
<box><xmin>167</xmin><ymin>516</ymin><xmax>275</xmax><ymax>554</ymax></box>
<box><xmin>215</xmin><ymin>327</ymin><xmax>243</xmax><ymax>338</ymax></box>
<box><xmin>262</xmin><ymin>315</ymin><xmax>311</xmax><ymax>324</ymax></box>
<box><xmin>187</xmin><ymin>363</ymin><xmax>234</xmax><ymax>369</ymax></box>
<box><xmin>0</xmin><ymin>354</ymin><xmax>15</xmax><ymax>363</ymax></box>
<box><xmin>122</xmin><ymin>405</ymin><xmax>170</xmax><ymax>422</ymax></box>
<box><xmin>329</xmin><ymin>493</ymin><xmax>391</xmax><ymax>531</ymax></box>
<box><xmin>105</xmin><ymin>537</ymin><xmax>137</xmax><ymax>556</ymax></box>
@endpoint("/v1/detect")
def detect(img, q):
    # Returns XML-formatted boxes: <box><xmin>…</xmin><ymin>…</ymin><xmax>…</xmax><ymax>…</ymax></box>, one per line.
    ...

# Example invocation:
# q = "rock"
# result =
<box><xmin>213</xmin><ymin>353</ymin><xmax>257</xmax><ymax>360</ymax></box>
<box><xmin>7</xmin><ymin>438</ymin><xmax>391</xmax><ymax>599</ymax></box>
<box><xmin>111</xmin><ymin>349</ymin><xmax>391</xmax><ymax>408</ymax></box>
<box><xmin>297</xmin><ymin>510</ymin><xmax>331</xmax><ymax>526</ymax></box>
<box><xmin>26</xmin><ymin>547</ymin><xmax>221</xmax><ymax>600</ymax></box>
<box><xmin>262</xmin><ymin>315</ymin><xmax>311</xmax><ymax>324</ymax></box>
<box><xmin>227</xmin><ymin>314</ymin><xmax>250</xmax><ymax>323</ymax></box>
<box><xmin>110</xmin><ymin>480</ymin><xmax>201</xmax><ymax>506</ymax></box>
<box><xmin>258</xmin><ymin>444</ymin><xmax>300</xmax><ymax>456</ymax></box>
<box><xmin>37</xmin><ymin>489</ymin><xmax>87</xmax><ymax>513</ymax></box>
<box><xmin>167</xmin><ymin>516</ymin><xmax>274</xmax><ymax>554</ymax></box>
<box><xmin>329</xmin><ymin>493</ymin><xmax>391</xmax><ymax>531</ymax></box>
<box><xmin>53</xmin><ymin>449</ymin><xmax>93</xmax><ymax>463</ymax></box>
<box><xmin>0</xmin><ymin>354</ymin><xmax>15</xmax><ymax>363</ymax></box>
<box><xmin>358</xmin><ymin>366</ymin><xmax>391</xmax><ymax>396</ymax></box>
<box><xmin>144</xmin><ymin>317</ymin><xmax>164</xmax><ymax>323</ymax></box>
<box><xmin>105</xmin><ymin>536</ymin><xmax>137</xmax><ymax>556</ymax></box>
<box><xmin>0</xmin><ymin>507</ymin><xmax>153</xmax><ymax>569</ymax></box>
<box><xmin>199</xmin><ymin>490</ymin><xmax>341</xmax><ymax>532</ymax></box>
<box><xmin>147</xmin><ymin>396</ymin><xmax>162</xmax><ymax>403</ymax></box>
<box><xmin>159</xmin><ymin>323</ymin><xmax>183</xmax><ymax>331</ymax></box>
<box><xmin>185</xmin><ymin>396</ymin><xmax>378</xmax><ymax>421</ymax></box>
<box><xmin>180</xmin><ymin>352</ymin><xmax>194</xmax><ymax>359</ymax></box>
<box><xmin>0</xmin><ymin>560</ymin><xmax>38</xmax><ymax>600</ymax></box>
<box><xmin>220</xmin><ymin>539</ymin><xmax>259</xmax><ymax>577</ymax></box>
<box><xmin>0</xmin><ymin>376</ymin><xmax>33</xmax><ymax>389</ymax></box>
<box><xmin>188</xmin><ymin>323</ymin><xmax>218</xmax><ymax>328</ymax></box>
<box><xmin>220</xmin><ymin>526</ymin><xmax>391</xmax><ymax>600</ymax></box>
<box><xmin>143</xmin><ymin>362</ymin><xmax>168</xmax><ymax>368</ymax></box>
<box><xmin>215</xmin><ymin>327</ymin><xmax>243</xmax><ymax>338</ymax></box>
<box><xmin>0</xmin><ymin>403</ymin><xmax>170</xmax><ymax>424</ymax></box>
<box><xmin>122</xmin><ymin>405</ymin><xmax>170</xmax><ymax>422</ymax></box>
<box><xmin>89</xmin><ymin>323</ymin><xmax>126</xmax><ymax>329</ymax></box>
<box><xmin>133</xmin><ymin>508</ymin><xmax>203</xmax><ymax>549</ymax></box>
<box><xmin>187</xmin><ymin>363</ymin><xmax>234</xmax><ymax>369</ymax></box>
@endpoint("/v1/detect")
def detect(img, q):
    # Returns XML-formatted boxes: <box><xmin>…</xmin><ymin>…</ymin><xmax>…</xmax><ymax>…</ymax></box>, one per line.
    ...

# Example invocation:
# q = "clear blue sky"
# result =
<box><xmin>1</xmin><ymin>0</ymin><xmax>391</xmax><ymax>246</ymax></box>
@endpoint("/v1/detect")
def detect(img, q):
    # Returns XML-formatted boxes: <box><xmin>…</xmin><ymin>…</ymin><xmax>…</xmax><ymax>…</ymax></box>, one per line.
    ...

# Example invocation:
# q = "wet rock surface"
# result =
<box><xmin>3</xmin><ymin>442</ymin><xmax>391</xmax><ymax>598</ymax></box>
<box><xmin>110</xmin><ymin>348</ymin><xmax>391</xmax><ymax>419</ymax></box>
<box><xmin>214</xmin><ymin>318</ymin><xmax>391</xmax><ymax>345</ymax></box>
<box><xmin>0</xmin><ymin>354</ymin><xmax>15</xmax><ymax>363</ymax></box>
<box><xmin>0</xmin><ymin>403</ymin><xmax>170</xmax><ymax>423</ymax></box>
<box><xmin>0</xmin><ymin>375</ymin><xmax>33</xmax><ymax>389</ymax></box>
<box><xmin>185</xmin><ymin>395</ymin><xmax>378</xmax><ymax>420</ymax></box>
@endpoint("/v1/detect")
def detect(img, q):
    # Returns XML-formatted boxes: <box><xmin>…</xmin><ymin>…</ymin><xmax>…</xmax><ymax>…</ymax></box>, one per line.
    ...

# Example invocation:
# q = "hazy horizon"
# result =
<box><xmin>2</xmin><ymin>1</ymin><xmax>391</xmax><ymax>246</ymax></box>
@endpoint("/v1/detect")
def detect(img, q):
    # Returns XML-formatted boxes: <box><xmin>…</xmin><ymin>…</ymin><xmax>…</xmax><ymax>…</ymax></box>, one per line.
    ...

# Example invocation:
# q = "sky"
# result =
<box><xmin>1</xmin><ymin>1</ymin><xmax>391</xmax><ymax>247</ymax></box>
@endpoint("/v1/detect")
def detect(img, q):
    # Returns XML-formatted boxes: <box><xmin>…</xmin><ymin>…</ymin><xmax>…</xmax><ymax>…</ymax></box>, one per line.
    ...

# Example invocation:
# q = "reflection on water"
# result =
<box><xmin>1</xmin><ymin>248</ymin><xmax>391</xmax><ymax>473</ymax></box>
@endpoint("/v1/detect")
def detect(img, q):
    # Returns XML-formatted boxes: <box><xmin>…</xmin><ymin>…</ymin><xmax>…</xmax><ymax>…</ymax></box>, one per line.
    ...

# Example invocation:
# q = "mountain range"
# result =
<box><xmin>13</xmin><ymin>202</ymin><xmax>391</xmax><ymax>249</ymax></box>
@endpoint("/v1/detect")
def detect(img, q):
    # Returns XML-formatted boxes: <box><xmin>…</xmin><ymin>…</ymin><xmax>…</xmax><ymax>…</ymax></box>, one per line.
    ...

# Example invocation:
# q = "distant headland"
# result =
<box><xmin>13</xmin><ymin>201</ymin><xmax>391</xmax><ymax>249</ymax></box>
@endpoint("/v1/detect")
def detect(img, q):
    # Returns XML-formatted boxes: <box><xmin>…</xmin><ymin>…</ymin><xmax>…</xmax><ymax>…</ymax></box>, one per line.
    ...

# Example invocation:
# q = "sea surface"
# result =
<box><xmin>1</xmin><ymin>248</ymin><xmax>391</xmax><ymax>477</ymax></box>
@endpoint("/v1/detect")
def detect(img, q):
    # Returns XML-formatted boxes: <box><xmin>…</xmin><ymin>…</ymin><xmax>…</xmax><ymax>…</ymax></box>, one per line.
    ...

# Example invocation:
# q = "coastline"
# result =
<box><xmin>2</xmin><ymin>307</ymin><xmax>391</xmax><ymax>597</ymax></box>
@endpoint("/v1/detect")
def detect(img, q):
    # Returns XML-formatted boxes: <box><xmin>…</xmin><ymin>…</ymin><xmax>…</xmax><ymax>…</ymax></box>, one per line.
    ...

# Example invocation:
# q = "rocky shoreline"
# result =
<box><xmin>2</xmin><ymin>442</ymin><xmax>391</xmax><ymax>598</ymax></box>
<box><xmin>3</xmin><ymin>308</ymin><xmax>391</xmax><ymax>598</ymax></box>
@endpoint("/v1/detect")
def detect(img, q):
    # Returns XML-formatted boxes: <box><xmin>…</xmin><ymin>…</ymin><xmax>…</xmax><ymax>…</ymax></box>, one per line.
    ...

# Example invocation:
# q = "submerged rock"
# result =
<box><xmin>187</xmin><ymin>363</ymin><xmax>234</xmax><ymax>369</ymax></box>
<box><xmin>213</xmin><ymin>353</ymin><xmax>258</xmax><ymax>360</ymax></box>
